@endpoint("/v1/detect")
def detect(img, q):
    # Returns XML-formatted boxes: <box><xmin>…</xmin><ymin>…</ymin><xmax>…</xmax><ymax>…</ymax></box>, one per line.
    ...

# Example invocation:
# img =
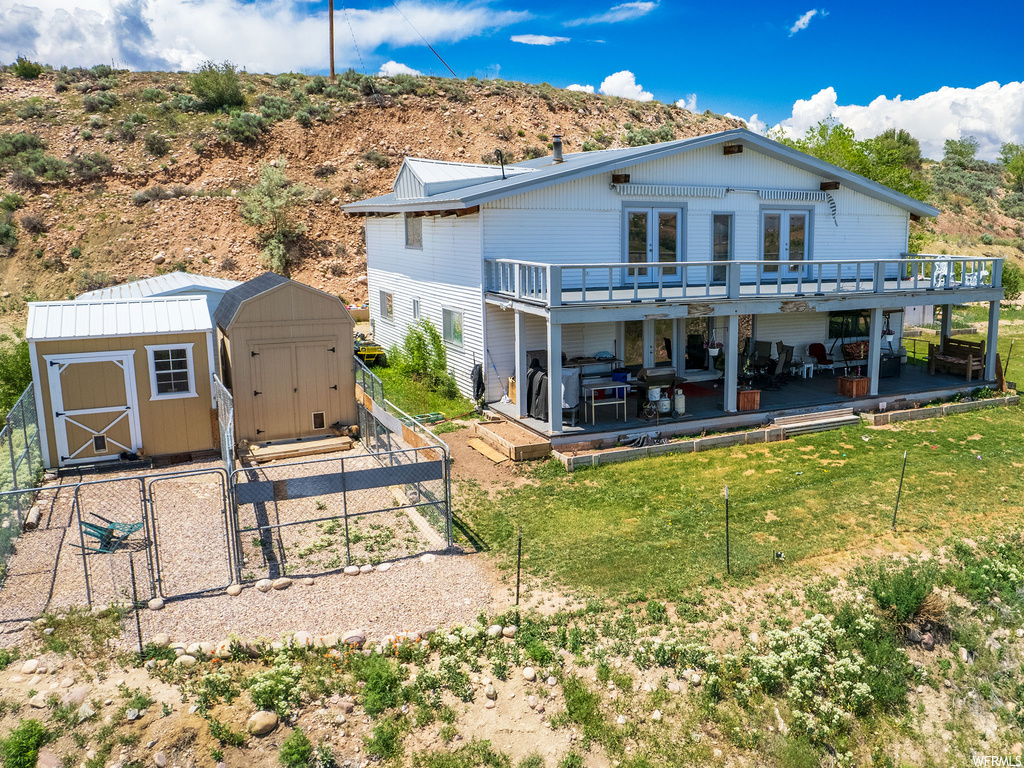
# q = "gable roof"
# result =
<box><xmin>28</xmin><ymin>296</ymin><xmax>212</xmax><ymax>342</ymax></box>
<box><xmin>344</xmin><ymin>128</ymin><xmax>939</xmax><ymax>218</ymax></box>
<box><xmin>394</xmin><ymin>157</ymin><xmax>534</xmax><ymax>199</ymax></box>
<box><xmin>76</xmin><ymin>272</ymin><xmax>241</xmax><ymax>301</ymax></box>
<box><xmin>213</xmin><ymin>272</ymin><xmax>290</xmax><ymax>330</ymax></box>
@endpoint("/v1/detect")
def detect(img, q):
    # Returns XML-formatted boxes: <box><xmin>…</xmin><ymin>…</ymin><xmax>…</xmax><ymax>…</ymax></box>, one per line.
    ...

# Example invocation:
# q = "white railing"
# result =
<box><xmin>485</xmin><ymin>256</ymin><xmax>1003</xmax><ymax>307</ymax></box>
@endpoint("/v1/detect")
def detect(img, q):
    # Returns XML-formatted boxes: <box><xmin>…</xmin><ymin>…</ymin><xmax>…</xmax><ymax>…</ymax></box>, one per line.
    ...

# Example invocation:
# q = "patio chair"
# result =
<box><xmin>808</xmin><ymin>343</ymin><xmax>835</xmax><ymax>374</ymax></box>
<box><xmin>931</xmin><ymin>261</ymin><xmax>950</xmax><ymax>289</ymax></box>
<box><xmin>77</xmin><ymin>514</ymin><xmax>144</xmax><ymax>554</ymax></box>
<box><xmin>762</xmin><ymin>353</ymin><xmax>789</xmax><ymax>391</ymax></box>
<box><xmin>751</xmin><ymin>341</ymin><xmax>774</xmax><ymax>373</ymax></box>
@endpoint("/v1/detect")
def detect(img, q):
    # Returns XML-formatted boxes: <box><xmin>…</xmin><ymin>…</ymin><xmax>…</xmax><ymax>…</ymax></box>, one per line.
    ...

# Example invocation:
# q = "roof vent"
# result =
<box><xmin>552</xmin><ymin>135</ymin><xmax>564</xmax><ymax>164</ymax></box>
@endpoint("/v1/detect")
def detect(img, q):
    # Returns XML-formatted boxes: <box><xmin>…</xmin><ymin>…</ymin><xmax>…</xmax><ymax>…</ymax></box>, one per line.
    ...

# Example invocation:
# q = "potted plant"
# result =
<box><xmin>705</xmin><ymin>340</ymin><xmax>723</xmax><ymax>357</ymax></box>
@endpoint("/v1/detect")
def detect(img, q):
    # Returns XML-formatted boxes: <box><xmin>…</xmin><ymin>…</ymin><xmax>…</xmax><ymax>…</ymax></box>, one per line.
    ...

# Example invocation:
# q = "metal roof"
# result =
<box><xmin>76</xmin><ymin>272</ymin><xmax>241</xmax><ymax>301</ymax></box>
<box><xmin>344</xmin><ymin>128</ymin><xmax>940</xmax><ymax>218</ymax></box>
<box><xmin>212</xmin><ymin>272</ymin><xmax>290</xmax><ymax>330</ymax></box>
<box><xmin>27</xmin><ymin>297</ymin><xmax>213</xmax><ymax>342</ymax></box>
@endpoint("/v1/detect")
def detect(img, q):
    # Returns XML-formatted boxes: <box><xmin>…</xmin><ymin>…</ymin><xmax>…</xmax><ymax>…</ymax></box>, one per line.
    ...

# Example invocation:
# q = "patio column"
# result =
<box><xmin>867</xmin><ymin>306</ymin><xmax>883</xmax><ymax>396</ymax></box>
<box><xmin>940</xmin><ymin>303</ymin><xmax>953</xmax><ymax>341</ymax></box>
<box><xmin>724</xmin><ymin>315</ymin><xmax>738</xmax><ymax>412</ymax></box>
<box><xmin>547</xmin><ymin>320</ymin><xmax>563</xmax><ymax>435</ymax></box>
<box><xmin>514</xmin><ymin>310</ymin><xmax>528</xmax><ymax>418</ymax></box>
<box><xmin>985</xmin><ymin>300</ymin><xmax>1000</xmax><ymax>380</ymax></box>
<box><xmin>677</xmin><ymin>318</ymin><xmax>687</xmax><ymax>373</ymax></box>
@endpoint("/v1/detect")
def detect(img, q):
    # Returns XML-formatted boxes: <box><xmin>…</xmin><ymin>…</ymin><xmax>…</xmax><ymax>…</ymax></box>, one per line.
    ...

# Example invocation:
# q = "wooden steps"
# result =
<box><xmin>247</xmin><ymin>436</ymin><xmax>353</xmax><ymax>463</ymax></box>
<box><xmin>467</xmin><ymin>437</ymin><xmax>509</xmax><ymax>463</ymax></box>
<box><xmin>773</xmin><ymin>408</ymin><xmax>860</xmax><ymax>436</ymax></box>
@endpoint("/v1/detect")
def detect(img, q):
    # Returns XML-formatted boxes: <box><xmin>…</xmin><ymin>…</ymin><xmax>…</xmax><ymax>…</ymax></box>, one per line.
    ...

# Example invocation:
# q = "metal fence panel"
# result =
<box><xmin>148</xmin><ymin>469</ymin><xmax>232</xmax><ymax>599</ymax></box>
<box><xmin>0</xmin><ymin>386</ymin><xmax>43</xmax><ymax>577</ymax></box>
<box><xmin>213</xmin><ymin>374</ymin><xmax>235</xmax><ymax>474</ymax></box>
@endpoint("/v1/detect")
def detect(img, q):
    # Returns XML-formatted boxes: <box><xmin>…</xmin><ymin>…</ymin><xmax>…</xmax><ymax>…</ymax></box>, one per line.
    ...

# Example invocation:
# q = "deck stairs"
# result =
<box><xmin>773</xmin><ymin>408</ymin><xmax>860</xmax><ymax>437</ymax></box>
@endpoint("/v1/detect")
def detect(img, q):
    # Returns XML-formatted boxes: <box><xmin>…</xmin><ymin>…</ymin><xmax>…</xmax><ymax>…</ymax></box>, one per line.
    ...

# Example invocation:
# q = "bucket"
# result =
<box><xmin>647</xmin><ymin>386</ymin><xmax>662</xmax><ymax>401</ymax></box>
<box><xmin>674</xmin><ymin>392</ymin><xmax>686</xmax><ymax>414</ymax></box>
<box><xmin>657</xmin><ymin>398</ymin><xmax>671</xmax><ymax>413</ymax></box>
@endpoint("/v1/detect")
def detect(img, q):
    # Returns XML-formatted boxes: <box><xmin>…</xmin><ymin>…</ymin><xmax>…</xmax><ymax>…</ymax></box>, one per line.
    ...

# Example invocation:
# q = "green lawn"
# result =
<box><xmin>462</xmin><ymin>404</ymin><xmax>1024</xmax><ymax>599</ymax></box>
<box><xmin>372</xmin><ymin>365</ymin><xmax>476</xmax><ymax>423</ymax></box>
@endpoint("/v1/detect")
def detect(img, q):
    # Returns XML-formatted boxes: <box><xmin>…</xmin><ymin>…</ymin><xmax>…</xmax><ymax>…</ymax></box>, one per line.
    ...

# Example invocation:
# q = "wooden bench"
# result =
<box><xmin>928</xmin><ymin>336</ymin><xmax>985</xmax><ymax>381</ymax></box>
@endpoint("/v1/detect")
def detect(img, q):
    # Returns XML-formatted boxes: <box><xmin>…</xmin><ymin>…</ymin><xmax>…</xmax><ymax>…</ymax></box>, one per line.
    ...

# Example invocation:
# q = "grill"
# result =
<box><xmin>636</xmin><ymin>367</ymin><xmax>679</xmax><ymax>418</ymax></box>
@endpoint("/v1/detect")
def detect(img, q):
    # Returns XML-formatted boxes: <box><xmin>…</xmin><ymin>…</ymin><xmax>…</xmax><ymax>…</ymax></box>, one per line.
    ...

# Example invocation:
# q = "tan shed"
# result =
<box><xmin>214</xmin><ymin>273</ymin><xmax>356</xmax><ymax>443</ymax></box>
<box><xmin>27</xmin><ymin>297</ymin><xmax>218</xmax><ymax>469</ymax></box>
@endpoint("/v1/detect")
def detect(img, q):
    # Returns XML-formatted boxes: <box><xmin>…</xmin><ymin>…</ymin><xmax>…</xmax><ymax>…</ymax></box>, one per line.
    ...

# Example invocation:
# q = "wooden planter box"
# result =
<box><xmin>737</xmin><ymin>388</ymin><xmax>760</xmax><ymax>411</ymax></box>
<box><xmin>837</xmin><ymin>376</ymin><xmax>869</xmax><ymax>398</ymax></box>
<box><xmin>473</xmin><ymin>420</ymin><xmax>551</xmax><ymax>461</ymax></box>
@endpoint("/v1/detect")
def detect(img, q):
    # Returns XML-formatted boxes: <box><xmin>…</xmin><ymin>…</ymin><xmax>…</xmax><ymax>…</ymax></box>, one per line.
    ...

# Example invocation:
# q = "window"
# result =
<box><xmin>405</xmin><ymin>213</ymin><xmax>422</xmax><ymax>249</ymax></box>
<box><xmin>442</xmin><ymin>309</ymin><xmax>463</xmax><ymax>347</ymax></box>
<box><xmin>145</xmin><ymin>344</ymin><xmax>197</xmax><ymax>400</ymax></box>
<box><xmin>380</xmin><ymin>291</ymin><xmax>393</xmax><ymax>321</ymax></box>
<box><xmin>412</xmin><ymin>298</ymin><xmax>420</xmax><ymax>320</ymax></box>
<box><xmin>828</xmin><ymin>310</ymin><xmax>870</xmax><ymax>339</ymax></box>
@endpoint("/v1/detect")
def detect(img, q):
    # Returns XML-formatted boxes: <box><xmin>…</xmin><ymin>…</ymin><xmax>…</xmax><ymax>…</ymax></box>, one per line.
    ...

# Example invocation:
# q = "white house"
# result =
<box><xmin>345</xmin><ymin>128</ymin><xmax>1003</xmax><ymax>440</ymax></box>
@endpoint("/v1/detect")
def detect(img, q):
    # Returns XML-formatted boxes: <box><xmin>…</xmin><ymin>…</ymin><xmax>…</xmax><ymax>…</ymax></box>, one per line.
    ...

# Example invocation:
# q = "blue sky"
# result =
<box><xmin>2</xmin><ymin>0</ymin><xmax>1022</xmax><ymax>158</ymax></box>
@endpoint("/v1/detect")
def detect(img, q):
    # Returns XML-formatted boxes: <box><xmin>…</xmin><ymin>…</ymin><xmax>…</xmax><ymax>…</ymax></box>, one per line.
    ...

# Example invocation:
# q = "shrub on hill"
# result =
<box><xmin>11</xmin><ymin>57</ymin><xmax>43</xmax><ymax>79</ymax></box>
<box><xmin>189</xmin><ymin>60</ymin><xmax>245</xmax><ymax>111</ymax></box>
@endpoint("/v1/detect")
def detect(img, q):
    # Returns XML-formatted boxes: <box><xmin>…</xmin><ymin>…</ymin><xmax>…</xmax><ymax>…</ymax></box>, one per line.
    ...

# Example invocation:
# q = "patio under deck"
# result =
<box><xmin>487</xmin><ymin>364</ymin><xmax>986</xmax><ymax>445</ymax></box>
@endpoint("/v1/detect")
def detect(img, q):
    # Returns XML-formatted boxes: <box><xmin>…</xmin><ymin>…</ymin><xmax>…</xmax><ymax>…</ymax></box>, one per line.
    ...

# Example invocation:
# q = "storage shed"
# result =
<box><xmin>77</xmin><ymin>273</ymin><xmax>242</xmax><ymax>316</ymax></box>
<box><xmin>214</xmin><ymin>273</ymin><xmax>356</xmax><ymax>443</ymax></box>
<box><xmin>27</xmin><ymin>297</ymin><xmax>217</xmax><ymax>468</ymax></box>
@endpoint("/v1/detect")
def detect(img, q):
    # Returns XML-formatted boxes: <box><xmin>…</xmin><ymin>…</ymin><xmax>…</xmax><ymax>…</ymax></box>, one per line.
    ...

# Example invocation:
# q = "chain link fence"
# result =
<box><xmin>232</xmin><ymin>444</ymin><xmax>451</xmax><ymax>581</ymax></box>
<box><xmin>213</xmin><ymin>374</ymin><xmax>235</xmax><ymax>474</ymax></box>
<box><xmin>0</xmin><ymin>386</ymin><xmax>43</xmax><ymax>584</ymax></box>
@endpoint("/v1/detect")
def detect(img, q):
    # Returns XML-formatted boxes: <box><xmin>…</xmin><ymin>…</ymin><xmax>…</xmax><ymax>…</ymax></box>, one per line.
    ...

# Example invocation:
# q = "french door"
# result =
<box><xmin>626</xmin><ymin>207</ymin><xmax>682</xmax><ymax>282</ymax></box>
<box><xmin>761</xmin><ymin>210</ymin><xmax>807</xmax><ymax>276</ymax></box>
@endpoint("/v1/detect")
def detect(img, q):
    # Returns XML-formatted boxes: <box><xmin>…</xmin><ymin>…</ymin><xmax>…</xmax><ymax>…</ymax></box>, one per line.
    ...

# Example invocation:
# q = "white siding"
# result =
<box><xmin>366</xmin><ymin>213</ymin><xmax>483</xmax><ymax>398</ymax></box>
<box><xmin>483</xmin><ymin>145</ymin><xmax>910</xmax><ymax>268</ymax></box>
<box><xmin>753</xmin><ymin>312</ymin><xmax>829</xmax><ymax>361</ymax></box>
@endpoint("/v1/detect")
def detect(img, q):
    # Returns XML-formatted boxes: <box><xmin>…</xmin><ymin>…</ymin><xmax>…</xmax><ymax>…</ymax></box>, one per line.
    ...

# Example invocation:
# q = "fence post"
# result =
<box><xmin>725</xmin><ymin>485</ymin><xmax>730</xmax><ymax>576</ymax></box>
<box><xmin>6</xmin><ymin>412</ymin><xmax>21</xmax><ymax>525</ymax></box>
<box><xmin>341</xmin><ymin>457</ymin><xmax>351</xmax><ymax>566</ymax></box>
<box><xmin>129</xmin><ymin>553</ymin><xmax>144</xmax><ymax>655</ymax></box>
<box><xmin>515</xmin><ymin>525</ymin><xmax>522</xmax><ymax>605</ymax></box>
<box><xmin>891</xmin><ymin>450</ymin><xmax>908</xmax><ymax>531</ymax></box>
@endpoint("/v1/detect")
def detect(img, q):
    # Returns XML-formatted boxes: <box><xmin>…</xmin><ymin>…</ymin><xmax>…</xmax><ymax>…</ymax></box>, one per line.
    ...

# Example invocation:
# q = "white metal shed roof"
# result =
<box><xmin>76</xmin><ymin>272</ymin><xmax>241</xmax><ymax>301</ymax></box>
<box><xmin>27</xmin><ymin>297</ymin><xmax>213</xmax><ymax>342</ymax></box>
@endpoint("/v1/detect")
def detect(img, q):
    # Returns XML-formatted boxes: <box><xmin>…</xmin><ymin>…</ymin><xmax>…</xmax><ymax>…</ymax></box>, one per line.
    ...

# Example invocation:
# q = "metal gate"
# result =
<box><xmin>76</xmin><ymin>467</ymin><xmax>233</xmax><ymax>605</ymax></box>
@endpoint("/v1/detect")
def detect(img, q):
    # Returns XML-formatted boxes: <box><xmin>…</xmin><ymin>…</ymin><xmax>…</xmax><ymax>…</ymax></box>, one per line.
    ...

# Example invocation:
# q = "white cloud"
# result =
<box><xmin>788</xmin><ymin>8</ymin><xmax>820</xmax><ymax>36</ymax></box>
<box><xmin>0</xmin><ymin>0</ymin><xmax>531</xmax><ymax>73</ymax></box>
<box><xmin>675</xmin><ymin>93</ymin><xmax>697</xmax><ymax>112</ymax></box>
<box><xmin>566</xmin><ymin>83</ymin><xmax>594</xmax><ymax>93</ymax></box>
<box><xmin>565</xmin><ymin>2</ymin><xmax>657</xmax><ymax>27</ymax></box>
<box><xmin>378</xmin><ymin>60</ymin><xmax>421</xmax><ymax>76</ymax></box>
<box><xmin>725</xmin><ymin>112</ymin><xmax>767</xmax><ymax>133</ymax></box>
<box><xmin>774</xmin><ymin>83</ymin><xmax>1024</xmax><ymax>161</ymax></box>
<box><xmin>510</xmin><ymin>34</ymin><xmax>569</xmax><ymax>45</ymax></box>
<box><xmin>599</xmin><ymin>70</ymin><xmax>652</xmax><ymax>101</ymax></box>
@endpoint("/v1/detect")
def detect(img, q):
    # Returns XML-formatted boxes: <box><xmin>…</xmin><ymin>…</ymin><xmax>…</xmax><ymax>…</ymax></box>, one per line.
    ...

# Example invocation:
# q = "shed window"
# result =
<box><xmin>146</xmin><ymin>343</ymin><xmax>197</xmax><ymax>400</ymax></box>
<box><xmin>380</xmin><ymin>291</ymin><xmax>393</xmax><ymax>321</ymax></box>
<box><xmin>442</xmin><ymin>309</ymin><xmax>463</xmax><ymax>347</ymax></box>
<box><xmin>405</xmin><ymin>213</ymin><xmax>423</xmax><ymax>249</ymax></box>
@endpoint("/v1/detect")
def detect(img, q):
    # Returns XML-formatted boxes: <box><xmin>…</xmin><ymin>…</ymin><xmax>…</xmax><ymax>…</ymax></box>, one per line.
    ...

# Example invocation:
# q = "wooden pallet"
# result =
<box><xmin>773</xmin><ymin>408</ymin><xmax>861</xmax><ymax>437</ymax></box>
<box><xmin>247</xmin><ymin>436</ymin><xmax>353</xmax><ymax>463</ymax></box>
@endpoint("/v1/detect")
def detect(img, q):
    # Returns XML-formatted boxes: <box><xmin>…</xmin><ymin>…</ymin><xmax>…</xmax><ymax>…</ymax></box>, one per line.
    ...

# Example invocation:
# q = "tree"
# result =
<box><xmin>871</xmin><ymin>128</ymin><xmax>922</xmax><ymax>170</ymax></box>
<box><xmin>239</xmin><ymin>161</ymin><xmax>307</xmax><ymax>273</ymax></box>
<box><xmin>943</xmin><ymin>136</ymin><xmax>980</xmax><ymax>169</ymax></box>
<box><xmin>999</xmin><ymin>143</ymin><xmax>1024</xmax><ymax>193</ymax></box>
<box><xmin>188</xmin><ymin>61</ymin><xmax>245</xmax><ymax>112</ymax></box>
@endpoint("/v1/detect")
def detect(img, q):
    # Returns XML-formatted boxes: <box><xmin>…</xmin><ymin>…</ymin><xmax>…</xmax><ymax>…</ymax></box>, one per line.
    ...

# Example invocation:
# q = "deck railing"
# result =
<box><xmin>485</xmin><ymin>255</ymin><xmax>1003</xmax><ymax>307</ymax></box>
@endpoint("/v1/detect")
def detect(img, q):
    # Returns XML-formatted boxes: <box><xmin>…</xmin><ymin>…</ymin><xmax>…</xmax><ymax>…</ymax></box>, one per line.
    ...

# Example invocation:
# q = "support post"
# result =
<box><xmin>514</xmin><ymin>310</ymin><xmax>528</xmax><ymax>418</ymax></box>
<box><xmin>642</xmin><ymin>318</ymin><xmax>655</xmax><ymax>369</ymax></box>
<box><xmin>940</xmin><ymin>303</ymin><xmax>953</xmax><ymax>342</ymax></box>
<box><xmin>328</xmin><ymin>0</ymin><xmax>335</xmax><ymax>80</ymax></box>
<box><xmin>867</xmin><ymin>306</ymin><xmax>883</xmax><ymax>396</ymax></box>
<box><xmin>677</xmin><ymin>318</ymin><xmax>687</xmax><ymax>373</ymax></box>
<box><xmin>724</xmin><ymin>315</ymin><xmax>738</xmax><ymax>412</ymax></box>
<box><xmin>985</xmin><ymin>300</ymin><xmax>1000</xmax><ymax>380</ymax></box>
<box><xmin>547</xmin><ymin>320</ymin><xmax>563</xmax><ymax>435</ymax></box>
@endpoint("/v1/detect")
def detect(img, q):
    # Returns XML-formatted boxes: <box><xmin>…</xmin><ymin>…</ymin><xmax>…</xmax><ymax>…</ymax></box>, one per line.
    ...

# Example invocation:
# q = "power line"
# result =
<box><xmin>388</xmin><ymin>0</ymin><xmax>459</xmax><ymax>79</ymax></box>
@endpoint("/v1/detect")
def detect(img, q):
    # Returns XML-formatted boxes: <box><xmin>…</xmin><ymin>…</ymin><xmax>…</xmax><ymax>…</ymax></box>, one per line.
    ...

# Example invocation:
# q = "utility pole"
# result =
<box><xmin>328</xmin><ymin>0</ymin><xmax>336</xmax><ymax>80</ymax></box>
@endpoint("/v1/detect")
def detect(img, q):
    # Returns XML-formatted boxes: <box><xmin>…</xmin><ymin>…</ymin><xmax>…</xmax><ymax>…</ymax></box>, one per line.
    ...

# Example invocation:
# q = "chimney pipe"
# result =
<box><xmin>552</xmin><ymin>135</ymin><xmax>564</xmax><ymax>163</ymax></box>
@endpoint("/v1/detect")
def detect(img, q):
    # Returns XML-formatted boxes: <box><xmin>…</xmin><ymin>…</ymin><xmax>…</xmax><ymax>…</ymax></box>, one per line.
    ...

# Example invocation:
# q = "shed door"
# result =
<box><xmin>251</xmin><ymin>345</ymin><xmax>298</xmax><ymax>441</ymax></box>
<box><xmin>295</xmin><ymin>342</ymin><xmax>337</xmax><ymax>436</ymax></box>
<box><xmin>251</xmin><ymin>342</ymin><xmax>338</xmax><ymax>440</ymax></box>
<box><xmin>46</xmin><ymin>352</ymin><xmax>142</xmax><ymax>466</ymax></box>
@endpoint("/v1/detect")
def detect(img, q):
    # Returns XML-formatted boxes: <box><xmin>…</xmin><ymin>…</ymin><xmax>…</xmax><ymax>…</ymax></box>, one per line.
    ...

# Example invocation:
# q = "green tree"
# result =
<box><xmin>1000</xmin><ymin>142</ymin><xmax>1024</xmax><ymax>193</ymax></box>
<box><xmin>0</xmin><ymin>332</ymin><xmax>32</xmax><ymax>416</ymax></box>
<box><xmin>872</xmin><ymin>128</ymin><xmax>922</xmax><ymax>169</ymax></box>
<box><xmin>188</xmin><ymin>61</ymin><xmax>245</xmax><ymax>111</ymax></box>
<box><xmin>239</xmin><ymin>161</ymin><xmax>307</xmax><ymax>273</ymax></box>
<box><xmin>943</xmin><ymin>136</ymin><xmax>980</xmax><ymax>169</ymax></box>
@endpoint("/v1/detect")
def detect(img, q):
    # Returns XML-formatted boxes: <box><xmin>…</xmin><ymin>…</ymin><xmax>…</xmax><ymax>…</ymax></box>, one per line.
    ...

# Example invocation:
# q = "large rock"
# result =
<box><xmin>151</xmin><ymin>633</ymin><xmax>171</xmax><ymax>648</ymax></box>
<box><xmin>35</xmin><ymin>747</ymin><xmax>61</xmax><ymax>768</ymax></box>
<box><xmin>148</xmin><ymin>598</ymin><xmax>165</xmax><ymax>611</ymax></box>
<box><xmin>61</xmin><ymin>686</ymin><xmax>90</xmax><ymax>707</ymax></box>
<box><xmin>246</xmin><ymin>710</ymin><xmax>278</xmax><ymax>736</ymax></box>
<box><xmin>486</xmin><ymin>625</ymin><xmax>503</xmax><ymax>638</ymax></box>
<box><xmin>922</xmin><ymin>633</ymin><xmax>935</xmax><ymax>651</ymax></box>
<box><xmin>293</xmin><ymin>631</ymin><xmax>313</xmax><ymax>647</ymax></box>
<box><xmin>502</xmin><ymin>626</ymin><xmax>517</xmax><ymax>638</ymax></box>
<box><xmin>226</xmin><ymin>584</ymin><xmax>242</xmax><ymax>596</ymax></box>
<box><xmin>75</xmin><ymin>702</ymin><xmax>96</xmax><ymax>723</ymax></box>
<box><xmin>153</xmin><ymin>752</ymin><xmax>167</xmax><ymax>768</ymax></box>
<box><xmin>359</xmin><ymin>564</ymin><xmax>373</xmax><ymax>574</ymax></box>
<box><xmin>174</xmin><ymin>655</ymin><xmax>197</xmax><ymax>667</ymax></box>
<box><xmin>272</xmin><ymin>577</ymin><xmax>292</xmax><ymax>591</ymax></box>
<box><xmin>420</xmin><ymin>554</ymin><xmax>436</xmax><ymax>564</ymax></box>
<box><xmin>344</xmin><ymin>565</ymin><xmax>360</xmax><ymax>576</ymax></box>
<box><xmin>255</xmin><ymin>579</ymin><xmax>273</xmax><ymax>592</ymax></box>
<box><xmin>522</xmin><ymin>667</ymin><xmax>536</xmax><ymax>682</ymax></box>
<box><xmin>342</xmin><ymin>630</ymin><xmax>366</xmax><ymax>649</ymax></box>
<box><xmin>21</xmin><ymin>659</ymin><xmax>39</xmax><ymax>675</ymax></box>
<box><xmin>29</xmin><ymin>694</ymin><xmax>47</xmax><ymax>708</ymax></box>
